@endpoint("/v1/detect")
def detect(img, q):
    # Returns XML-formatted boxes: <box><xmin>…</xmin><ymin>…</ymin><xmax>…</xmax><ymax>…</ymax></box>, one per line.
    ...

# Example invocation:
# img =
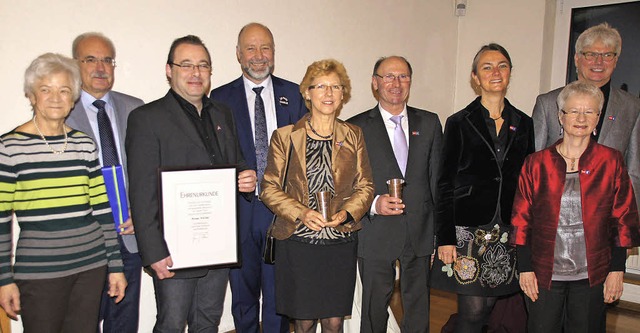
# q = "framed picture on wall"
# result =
<box><xmin>567</xmin><ymin>1</ymin><xmax>640</xmax><ymax>97</ymax></box>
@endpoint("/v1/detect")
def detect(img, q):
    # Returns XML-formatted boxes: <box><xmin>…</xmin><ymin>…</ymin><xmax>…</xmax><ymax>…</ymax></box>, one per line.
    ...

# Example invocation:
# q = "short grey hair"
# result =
<box><xmin>72</xmin><ymin>32</ymin><xmax>116</xmax><ymax>59</ymax></box>
<box><xmin>24</xmin><ymin>53</ymin><xmax>82</xmax><ymax>101</ymax></box>
<box><xmin>575</xmin><ymin>23</ymin><xmax>622</xmax><ymax>56</ymax></box>
<box><xmin>557</xmin><ymin>81</ymin><xmax>604</xmax><ymax>112</ymax></box>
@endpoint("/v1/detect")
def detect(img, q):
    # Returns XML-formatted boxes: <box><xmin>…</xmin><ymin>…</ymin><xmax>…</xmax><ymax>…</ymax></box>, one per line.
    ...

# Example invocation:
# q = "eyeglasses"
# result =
<box><xmin>79</xmin><ymin>57</ymin><xmax>116</xmax><ymax>67</ymax></box>
<box><xmin>561</xmin><ymin>109</ymin><xmax>600</xmax><ymax>118</ymax></box>
<box><xmin>308</xmin><ymin>84</ymin><xmax>344</xmax><ymax>92</ymax></box>
<box><xmin>581</xmin><ymin>52</ymin><xmax>617</xmax><ymax>62</ymax></box>
<box><xmin>374</xmin><ymin>73</ymin><xmax>411</xmax><ymax>83</ymax></box>
<box><xmin>170</xmin><ymin>62</ymin><xmax>212</xmax><ymax>72</ymax></box>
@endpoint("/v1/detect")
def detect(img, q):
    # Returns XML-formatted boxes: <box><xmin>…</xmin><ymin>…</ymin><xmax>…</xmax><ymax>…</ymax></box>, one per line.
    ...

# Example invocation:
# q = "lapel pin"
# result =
<box><xmin>411</xmin><ymin>131</ymin><xmax>420</xmax><ymax>136</ymax></box>
<box><xmin>279</xmin><ymin>96</ymin><xmax>289</xmax><ymax>106</ymax></box>
<box><xmin>509</xmin><ymin>125</ymin><xmax>517</xmax><ymax>132</ymax></box>
<box><xmin>216</xmin><ymin>125</ymin><xmax>222</xmax><ymax>131</ymax></box>
<box><xmin>581</xmin><ymin>170</ymin><xmax>591</xmax><ymax>175</ymax></box>
<box><xmin>335</xmin><ymin>141</ymin><xmax>343</xmax><ymax>147</ymax></box>
<box><xmin>608</xmin><ymin>115</ymin><xmax>616</xmax><ymax>121</ymax></box>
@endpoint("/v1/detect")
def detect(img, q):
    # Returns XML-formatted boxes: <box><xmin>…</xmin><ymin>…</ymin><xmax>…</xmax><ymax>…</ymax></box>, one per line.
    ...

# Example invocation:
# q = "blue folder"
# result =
<box><xmin>101</xmin><ymin>165</ymin><xmax>129</xmax><ymax>230</ymax></box>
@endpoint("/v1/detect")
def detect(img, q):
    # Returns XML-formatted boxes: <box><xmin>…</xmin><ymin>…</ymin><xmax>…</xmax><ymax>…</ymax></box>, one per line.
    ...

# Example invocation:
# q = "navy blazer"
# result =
<box><xmin>210</xmin><ymin>75</ymin><xmax>308</xmax><ymax>173</ymax></box>
<box><xmin>436</xmin><ymin>97</ymin><xmax>535</xmax><ymax>246</ymax></box>
<box><xmin>348</xmin><ymin>105</ymin><xmax>443</xmax><ymax>260</ymax></box>
<box><xmin>66</xmin><ymin>91</ymin><xmax>143</xmax><ymax>253</ymax></box>
<box><xmin>210</xmin><ymin>75</ymin><xmax>308</xmax><ymax>242</ymax></box>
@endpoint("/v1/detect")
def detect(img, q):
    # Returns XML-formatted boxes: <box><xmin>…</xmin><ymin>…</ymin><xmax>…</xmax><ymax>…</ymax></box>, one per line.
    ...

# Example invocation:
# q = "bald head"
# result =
<box><xmin>236</xmin><ymin>23</ymin><xmax>275</xmax><ymax>83</ymax></box>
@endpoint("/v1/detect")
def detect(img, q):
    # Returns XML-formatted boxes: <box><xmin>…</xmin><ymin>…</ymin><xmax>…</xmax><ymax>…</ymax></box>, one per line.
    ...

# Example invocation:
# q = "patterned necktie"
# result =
<box><xmin>253</xmin><ymin>87</ymin><xmax>268</xmax><ymax>186</ymax></box>
<box><xmin>390</xmin><ymin>115</ymin><xmax>408</xmax><ymax>176</ymax></box>
<box><xmin>93</xmin><ymin>99</ymin><xmax>120</xmax><ymax>166</ymax></box>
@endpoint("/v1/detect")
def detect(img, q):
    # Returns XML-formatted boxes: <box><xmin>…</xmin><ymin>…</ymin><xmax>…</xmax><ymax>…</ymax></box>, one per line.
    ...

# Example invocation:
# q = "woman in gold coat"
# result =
<box><xmin>261</xmin><ymin>59</ymin><xmax>374</xmax><ymax>333</ymax></box>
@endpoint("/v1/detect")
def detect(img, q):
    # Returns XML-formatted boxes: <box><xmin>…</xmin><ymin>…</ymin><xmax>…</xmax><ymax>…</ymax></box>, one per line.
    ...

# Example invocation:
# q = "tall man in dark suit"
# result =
<box><xmin>533</xmin><ymin>23</ymin><xmax>640</xmax><ymax>209</ymax></box>
<box><xmin>66</xmin><ymin>32</ymin><xmax>143</xmax><ymax>333</ymax></box>
<box><xmin>348</xmin><ymin>56</ymin><xmax>442</xmax><ymax>333</ymax></box>
<box><xmin>211</xmin><ymin>22</ymin><xmax>307</xmax><ymax>333</ymax></box>
<box><xmin>126</xmin><ymin>35</ymin><xmax>257</xmax><ymax>333</ymax></box>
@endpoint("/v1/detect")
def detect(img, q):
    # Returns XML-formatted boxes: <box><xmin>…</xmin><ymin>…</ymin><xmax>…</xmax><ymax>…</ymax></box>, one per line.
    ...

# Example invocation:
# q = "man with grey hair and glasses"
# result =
<box><xmin>67</xmin><ymin>32</ymin><xmax>143</xmax><ymax>333</ymax></box>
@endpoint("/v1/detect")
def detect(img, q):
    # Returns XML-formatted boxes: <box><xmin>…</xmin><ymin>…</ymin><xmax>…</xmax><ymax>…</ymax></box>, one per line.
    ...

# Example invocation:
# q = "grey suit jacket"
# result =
<box><xmin>66</xmin><ymin>90</ymin><xmax>144</xmax><ymax>253</ymax></box>
<box><xmin>348</xmin><ymin>105</ymin><xmax>443</xmax><ymax>260</ymax></box>
<box><xmin>532</xmin><ymin>85</ymin><xmax>640</xmax><ymax>208</ymax></box>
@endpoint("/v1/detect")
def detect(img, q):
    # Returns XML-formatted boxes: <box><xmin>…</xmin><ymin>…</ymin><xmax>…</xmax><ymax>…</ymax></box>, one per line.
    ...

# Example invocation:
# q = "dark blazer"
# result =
<box><xmin>210</xmin><ymin>75</ymin><xmax>308</xmax><ymax>241</ymax></box>
<box><xmin>511</xmin><ymin>140</ymin><xmax>640</xmax><ymax>289</ymax></box>
<box><xmin>260</xmin><ymin>117</ymin><xmax>374</xmax><ymax>239</ymax></box>
<box><xmin>532</xmin><ymin>85</ymin><xmax>640</xmax><ymax>209</ymax></box>
<box><xmin>348</xmin><ymin>105</ymin><xmax>442</xmax><ymax>260</ymax></box>
<box><xmin>436</xmin><ymin>97</ymin><xmax>534</xmax><ymax>246</ymax></box>
<box><xmin>66</xmin><ymin>91</ymin><xmax>143</xmax><ymax>253</ymax></box>
<box><xmin>126</xmin><ymin>91</ymin><xmax>248</xmax><ymax>278</ymax></box>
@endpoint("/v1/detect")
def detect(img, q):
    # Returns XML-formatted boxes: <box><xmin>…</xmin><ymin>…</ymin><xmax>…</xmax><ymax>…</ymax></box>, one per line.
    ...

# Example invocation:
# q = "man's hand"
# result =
<box><xmin>108</xmin><ymin>272</ymin><xmax>128</xmax><ymax>303</ymax></box>
<box><xmin>151</xmin><ymin>256</ymin><xmax>175</xmax><ymax>280</ymax></box>
<box><xmin>0</xmin><ymin>283</ymin><xmax>20</xmax><ymax>320</ymax></box>
<box><xmin>375</xmin><ymin>194</ymin><xmax>404</xmax><ymax>215</ymax></box>
<box><xmin>238</xmin><ymin>170</ymin><xmax>257</xmax><ymax>193</ymax></box>
<box><xmin>437</xmin><ymin>245</ymin><xmax>457</xmax><ymax>264</ymax></box>
<box><xmin>119</xmin><ymin>216</ymin><xmax>135</xmax><ymax>235</ymax></box>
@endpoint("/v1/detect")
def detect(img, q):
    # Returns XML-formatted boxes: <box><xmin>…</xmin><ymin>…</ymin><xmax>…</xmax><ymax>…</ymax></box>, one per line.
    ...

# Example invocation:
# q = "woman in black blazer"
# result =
<box><xmin>431</xmin><ymin>43</ymin><xmax>535</xmax><ymax>333</ymax></box>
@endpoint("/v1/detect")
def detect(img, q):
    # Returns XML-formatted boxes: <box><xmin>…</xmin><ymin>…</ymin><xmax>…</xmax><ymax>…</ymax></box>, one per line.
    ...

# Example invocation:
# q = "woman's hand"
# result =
<box><xmin>108</xmin><ymin>272</ymin><xmax>128</xmax><ymax>304</ymax></box>
<box><xmin>603</xmin><ymin>271</ymin><xmax>624</xmax><ymax>303</ymax></box>
<box><xmin>437</xmin><ymin>245</ymin><xmax>457</xmax><ymax>264</ymax></box>
<box><xmin>299</xmin><ymin>208</ymin><xmax>326</xmax><ymax>231</ymax></box>
<box><xmin>519</xmin><ymin>271</ymin><xmax>539</xmax><ymax>302</ymax></box>
<box><xmin>325</xmin><ymin>210</ymin><xmax>348</xmax><ymax>228</ymax></box>
<box><xmin>0</xmin><ymin>283</ymin><xmax>20</xmax><ymax>320</ymax></box>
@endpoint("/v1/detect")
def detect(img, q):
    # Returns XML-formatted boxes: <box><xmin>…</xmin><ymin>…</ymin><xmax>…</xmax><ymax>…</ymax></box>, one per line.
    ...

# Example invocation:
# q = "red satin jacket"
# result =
<box><xmin>511</xmin><ymin>140</ymin><xmax>640</xmax><ymax>289</ymax></box>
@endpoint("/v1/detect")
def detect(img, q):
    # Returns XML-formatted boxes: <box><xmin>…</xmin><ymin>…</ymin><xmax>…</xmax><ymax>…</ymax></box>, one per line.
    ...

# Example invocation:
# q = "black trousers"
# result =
<box><xmin>16</xmin><ymin>265</ymin><xmax>107</xmax><ymax>333</ymax></box>
<box><xmin>526</xmin><ymin>279</ymin><xmax>606</xmax><ymax>333</ymax></box>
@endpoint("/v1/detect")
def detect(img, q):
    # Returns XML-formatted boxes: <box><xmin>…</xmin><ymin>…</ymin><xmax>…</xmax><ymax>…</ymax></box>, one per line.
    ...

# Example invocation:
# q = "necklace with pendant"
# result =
<box><xmin>556</xmin><ymin>147</ymin><xmax>579</xmax><ymax>171</ymax></box>
<box><xmin>306</xmin><ymin>116</ymin><xmax>333</xmax><ymax>139</ymax></box>
<box><xmin>33</xmin><ymin>116</ymin><xmax>68</xmax><ymax>155</ymax></box>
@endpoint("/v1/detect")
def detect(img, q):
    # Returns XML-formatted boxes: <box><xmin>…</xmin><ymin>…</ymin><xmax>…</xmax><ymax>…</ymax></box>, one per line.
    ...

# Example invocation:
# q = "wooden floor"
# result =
<box><xmin>390</xmin><ymin>286</ymin><xmax>640</xmax><ymax>333</ymax></box>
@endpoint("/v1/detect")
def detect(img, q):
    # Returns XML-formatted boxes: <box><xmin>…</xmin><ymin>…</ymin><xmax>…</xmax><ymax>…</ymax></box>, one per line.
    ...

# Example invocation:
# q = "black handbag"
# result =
<box><xmin>262</xmin><ymin>142</ymin><xmax>293</xmax><ymax>265</ymax></box>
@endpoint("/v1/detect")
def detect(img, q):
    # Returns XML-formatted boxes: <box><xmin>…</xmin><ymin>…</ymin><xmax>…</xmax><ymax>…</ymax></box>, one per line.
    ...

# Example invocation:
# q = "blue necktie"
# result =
<box><xmin>93</xmin><ymin>99</ymin><xmax>120</xmax><ymax>166</ymax></box>
<box><xmin>253</xmin><ymin>87</ymin><xmax>268</xmax><ymax>187</ymax></box>
<box><xmin>390</xmin><ymin>115</ymin><xmax>408</xmax><ymax>176</ymax></box>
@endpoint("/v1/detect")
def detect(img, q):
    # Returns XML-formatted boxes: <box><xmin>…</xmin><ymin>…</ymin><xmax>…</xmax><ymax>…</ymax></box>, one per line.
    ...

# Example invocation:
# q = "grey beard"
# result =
<box><xmin>244</xmin><ymin>65</ymin><xmax>273</xmax><ymax>82</ymax></box>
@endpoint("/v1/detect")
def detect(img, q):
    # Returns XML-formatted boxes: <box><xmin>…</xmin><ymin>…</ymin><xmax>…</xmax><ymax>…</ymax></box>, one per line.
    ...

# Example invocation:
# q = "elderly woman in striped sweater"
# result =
<box><xmin>0</xmin><ymin>53</ymin><xmax>126</xmax><ymax>332</ymax></box>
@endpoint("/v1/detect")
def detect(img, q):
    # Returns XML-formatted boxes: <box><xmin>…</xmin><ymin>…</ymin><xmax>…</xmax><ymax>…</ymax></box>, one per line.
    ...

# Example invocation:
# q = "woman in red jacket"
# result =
<box><xmin>511</xmin><ymin>81</ymin><xmax>640</xmax><ymax>333</ymax></box>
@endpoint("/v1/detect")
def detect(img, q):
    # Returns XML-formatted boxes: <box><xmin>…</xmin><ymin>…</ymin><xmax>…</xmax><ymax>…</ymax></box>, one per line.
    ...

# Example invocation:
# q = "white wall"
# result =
<box><xmin>3</xmin><ymin>0</ymin><xmax>635</xmax><ymax>332</ymax></box>
<box><xmin>0</xmin><ymin>1</ymin><xmax>460</xmax><ymax>331</ymax></box>
<box><xmin>451</xmin><ymin>0</ymin><xmax>547</xmax><ymax>116</ymax></box>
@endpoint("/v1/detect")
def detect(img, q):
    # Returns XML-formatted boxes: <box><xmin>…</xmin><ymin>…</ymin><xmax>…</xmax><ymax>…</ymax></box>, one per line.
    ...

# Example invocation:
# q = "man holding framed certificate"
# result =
<box><xmin>126</xmin><ymin>35</ymin><xmax>256</xmax><ymax>333</ymax></box>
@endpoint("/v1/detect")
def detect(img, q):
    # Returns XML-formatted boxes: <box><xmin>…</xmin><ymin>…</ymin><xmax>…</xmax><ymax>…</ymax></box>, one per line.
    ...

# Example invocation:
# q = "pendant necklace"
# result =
<box><xmin>307</xmin><ymin>116</ymin><xmax>333</xmax><ymax>139</ymax></box>
<box><xmin>557</xmin><ymin>147</ymin><xmax>579</xmax><ymax>171</ymax></box>
<box><xmin>33</xmin><ymin>115</ymin><xmax>68</xmax><ymax>155</ymax></box>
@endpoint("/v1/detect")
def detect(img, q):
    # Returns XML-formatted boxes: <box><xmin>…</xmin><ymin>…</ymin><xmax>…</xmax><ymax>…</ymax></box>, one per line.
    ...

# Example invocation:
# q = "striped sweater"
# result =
<box><xmin>0</xmin><ymin>129</ymin><xmax>123</xmax><ymax>286</ymax></box>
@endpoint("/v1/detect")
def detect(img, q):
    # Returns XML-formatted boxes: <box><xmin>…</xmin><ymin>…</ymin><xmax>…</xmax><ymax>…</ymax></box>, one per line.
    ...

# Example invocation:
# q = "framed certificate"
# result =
<box><xmin>159</xmin><ymin>165</ymin><xmax>239</xmax><ymax>270</ymax></box>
